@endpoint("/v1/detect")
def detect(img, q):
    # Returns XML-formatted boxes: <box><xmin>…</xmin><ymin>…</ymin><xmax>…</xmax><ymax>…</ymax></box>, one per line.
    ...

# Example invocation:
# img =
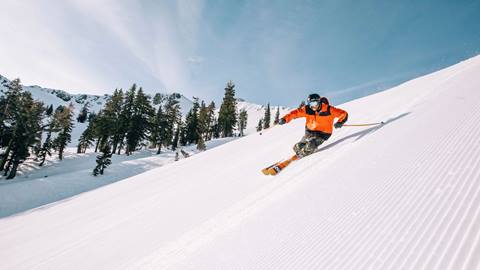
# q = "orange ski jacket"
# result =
<box><xmin>282</xmin><ymin>103</ymin><xmax>348</xmax><ymax>135</ymax></box>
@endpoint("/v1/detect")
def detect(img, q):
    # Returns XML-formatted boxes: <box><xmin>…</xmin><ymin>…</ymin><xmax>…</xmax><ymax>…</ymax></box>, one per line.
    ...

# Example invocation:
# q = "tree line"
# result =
<box><xmin>0</xmin><ymin>79</ymin><xmax>247</xmax><ymax>179</ymax></box>
<box><xmin>256</xmin><ymin>103</ymin><xmax>281</xmax><ymax>132</ymax></box>
<box><xmin>0</xmin><ymin>79</ymin><xmax>74</xmax><ymax>179</ymax></box>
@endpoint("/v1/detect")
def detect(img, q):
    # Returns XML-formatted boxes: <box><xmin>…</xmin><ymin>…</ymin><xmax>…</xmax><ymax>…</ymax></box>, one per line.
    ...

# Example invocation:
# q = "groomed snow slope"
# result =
<box><xmin>1</xmin><ymin>56</ymin><xmax>480</xmax><ymax>270</ymax></box>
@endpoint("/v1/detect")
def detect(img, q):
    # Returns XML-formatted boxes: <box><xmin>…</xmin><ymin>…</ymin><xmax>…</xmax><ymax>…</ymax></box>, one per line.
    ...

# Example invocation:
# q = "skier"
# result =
<box><xmin>262</xmin><ymin>93</ymin><xmax>348</xmax><ymax>175</ymax></box>
<box><xmin>279</xmin><ymin>93</ymin><xmax>348</xmax><ymax>157</ymax></box>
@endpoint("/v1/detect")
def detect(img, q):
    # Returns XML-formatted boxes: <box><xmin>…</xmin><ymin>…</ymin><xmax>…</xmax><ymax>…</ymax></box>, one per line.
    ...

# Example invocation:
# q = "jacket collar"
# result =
<box><xmin>305</xmin><ymin>104</ymin><xmax>331</xmax><ymax>116</ymax></box>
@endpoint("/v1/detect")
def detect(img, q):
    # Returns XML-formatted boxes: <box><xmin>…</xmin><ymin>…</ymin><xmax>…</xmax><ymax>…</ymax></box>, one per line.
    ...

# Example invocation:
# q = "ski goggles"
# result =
<box><xmin>308</xmin><ymin>100</ymin><xmax>321</xmax><ymax>107</ymax></box>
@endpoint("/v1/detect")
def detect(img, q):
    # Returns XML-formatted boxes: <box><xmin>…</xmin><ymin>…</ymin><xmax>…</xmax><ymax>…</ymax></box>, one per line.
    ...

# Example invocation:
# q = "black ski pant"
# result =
<box><xmin>293</xmin><ymin>130</ymin><xmax>331</xmax><ymax>157</ymax></box>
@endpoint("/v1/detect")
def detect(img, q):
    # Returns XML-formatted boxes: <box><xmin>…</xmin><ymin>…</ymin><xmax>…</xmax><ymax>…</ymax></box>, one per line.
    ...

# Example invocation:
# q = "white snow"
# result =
<box><xmin>0</xmin><ymin>74</ymin><xmax>286</xmax><ymax>218</ymax></box>
<box><xmin>1</xmin><ymin>55</ymin><xmax>480</xmax><ymax>269</ymax></box>
<box><xmin>235</xmin><ymin>100</ymin><xmax>291</xmax><ymax>134</ymax></box>
<box><xmin>0</xmin><ymin>138</ymin><xmax>235</xmax><ymax>218</ymax></box>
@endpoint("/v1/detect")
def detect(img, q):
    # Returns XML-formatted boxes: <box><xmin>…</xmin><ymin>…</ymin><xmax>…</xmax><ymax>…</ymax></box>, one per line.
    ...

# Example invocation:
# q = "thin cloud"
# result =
<box><xmin>0</xmin><ymin>0</ymin><xmax>206</xmax><ymax>96</ymax></box>
<box><xmin>324</xmin><ymin>71</ymin><xmax>419</xmax><ymax>101</ymax></box>
<box><xmin>0</xmin><ymin>1</ymin><xmax>108</xmax><ymax>93</ymax></box>
<box><xmin>187</xmin><ymin>56</ymin><xmax>205</xmax><ymax>64</ymax></box>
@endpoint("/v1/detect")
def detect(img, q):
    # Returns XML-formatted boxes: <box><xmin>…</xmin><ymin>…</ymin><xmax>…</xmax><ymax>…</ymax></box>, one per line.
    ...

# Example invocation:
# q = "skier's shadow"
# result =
<box><xmin>317</xmin><ymin>112</ymin><xmax>411</xmax><ymax>152</ymax></box>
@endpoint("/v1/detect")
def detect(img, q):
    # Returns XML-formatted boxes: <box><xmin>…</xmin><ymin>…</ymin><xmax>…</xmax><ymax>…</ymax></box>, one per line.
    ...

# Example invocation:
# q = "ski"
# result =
<box><xmin>261</xmin><ymin>147</ymin><xmax>326</xmax><ymax>176</ymax></box>
<box><xmin>261</xmin><ymin>154</ymin><xmax>299</xmax><ymax>175</ymax></box>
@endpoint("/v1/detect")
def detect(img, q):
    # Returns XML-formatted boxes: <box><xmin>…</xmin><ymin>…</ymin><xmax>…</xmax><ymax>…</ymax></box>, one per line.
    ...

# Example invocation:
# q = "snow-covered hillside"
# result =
<box><xmin>0</xmin><ymin>74</ymin><xmax>109</xmax><ymax>145</ymax></box>
<box><xmin>0</xmin><ymin>74</ymin><xmax>283</xmax><ymax>139</ymax></box>
<box><xmin>0</xmin><ymin>75</ymin><xmax>288</xmax><ymax>217</ymax></box>
<box><xmin>0</xmin><ymin>138</ymin><xmax>235</xmax><ymax>218</ymax></box>
<box><xmin>0</xmin><ymin>75</ymin><xmax>194</xmax><ymax>144</ymax></box>
<box><xmin>1</xmin><ymin>55</ymin><xmax>480</xmax><ymax>270</ymax></box>
<box><xmin>235</xmin><ymin>99</ymin><xmax>291</xmax><ymax>134</ymax></box>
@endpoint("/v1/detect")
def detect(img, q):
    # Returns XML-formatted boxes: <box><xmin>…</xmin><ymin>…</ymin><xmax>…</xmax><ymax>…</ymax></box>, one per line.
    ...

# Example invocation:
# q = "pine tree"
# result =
<box><xmin>45</xmin><ymin>104</ymin><xmax>54</xmax><ymax>116</ymax></box>
<box><xmin>76</xmin><ymin>116</ymin><xmax>96</xmax><ymax>153</ymax></box>
<box><xmin>217</xmin><ymin>81</ymin><xmax>238</xmax><ymax>137</ymax></box>
<box><xmin>273</xmin><ymin>107</ymin><xmax>280</xmax><ymax>125</ymax></box>
<box><xmin>197</xmin><ymin>136</ymin><xmax>206</xmax><ymax>151</ymax></box>
<box><xmin>4</xmin><ymin>98</ymin><xmax>43</xmax><ymax>179</ymax></box>
<box><xmin>153</xmin><ymin>93</ymin><xmax>164</xmax><ymax>105</ymax></box>
<box><xmin>92</xmin><ymin>142</ymin><xmax>112</xmax><ymax>176</ymax></box>
<box><xmin>211</xmin><ymin>117</ymin><xmax>220</xmax><ymax>139</ymax></box>
<box><xmin>0</xmin><ymin>79</ymin><xmax>20</xmax><ymax>171</ymax></box>
<box><xmin>162</xmin><ymin>94</ymin><xmax>182</xmax><ymax>148</ymax></box>
<box><xmin>0</xmin><ymin>79</ymin><xmax>44</xmax><ymax>179</ymax></box>
<box><xmin>150</xmin><ymin>106</ymin><xmax>168</xmax><ymax>154</ymax></box>
<box><xmin>206</xmin><ymin>101</ymin><xmax>216</xmax><ymax>141</ymax></box>
<box><xmin>88</xmin><ymin>112</ymin><xmax>97</xmax><ymax>122</ymax></box>
<box><xmin>172</xmin><ymin>123</ymin><xmax>181</xmax><ymax>151</ymax></box>
<box><xmin>238</xmin><ymin>109</ymin><xmax>248</xmax><ymax>136</ymax></box>
<box><xmin>38</xmin><ymin>114</ymin><xmax>59</xmax><ymax>166</ymax></box>
<box><xmin>104</xmin><ymin>89</ymin><xmax>124</xmax><ymax>154</ymax></box>
<box><xmin>184</xmin><ymin>97</ymin><xmax>200</xmax><ymax>145</ymax></box>
<box><xmin>117</xmin><ymin>85</ymin><xmax>136</xmax><ymax>154</ymax></box>
<box><xmin>125</xmin><ymin>87</ymin><xmax>153</xmax><ymax>155</ymax></box>
<box><xmin>0</xmin><ymin>78</ymin><xmax>21</xmax><ymax>150</ymax></box>
<box><xmin>92</xmin><ymin>110</ymin><xmax>109</xmax><ymax>153</ymax></box>
<box><xmin>11</xmin><ymin>99</ymin><xmax>43</xmax><ymax>179</ymax></box>
<box><xmin>81</xmin><ymin>89</ymin><xmax>123</xmax><ymax>156</ymax></box>
<box><xmin>257</xmin><ymin>118</ymin><xmax>263</xmax><ymax>132</ymax></box>
<box><xmin>77</xmin><ymin>128</ymin><xmax>95</xmax><ymax>154</ymax></box>
<box><xmin>197</xmin><ymin>100</ymin><xmax>209</xmax><ymax>141</ymax></box>
<box><xmin>179</xmin><ymin>123</ymin><xmax>188</xmax><ymax>146</ymax></box>
<box><xmin>76</xmin><ymin>103</ymin><xmax>89</xmax><ymax>123</ymax></box>
<box><xmin>38</xmin><ymin>132</ymin><xmax>53</xmax><ymax>166</ymax></box>
<box><xmin>263</xmin><ymin>103</ymin><xmax>271</xmax><ymax>129</ymax></box>
<box><xmin>53</xmin><ymin>105</ymin><xmax>74</xmax><ymax>160</ymax></box>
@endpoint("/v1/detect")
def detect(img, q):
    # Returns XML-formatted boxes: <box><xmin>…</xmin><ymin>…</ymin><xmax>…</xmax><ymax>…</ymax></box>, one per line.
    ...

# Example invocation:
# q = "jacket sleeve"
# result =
<box><xmin>331</xmin><ymin>106</ymin><xmax>348</xmax><ymax>124</ymax></box>
<box><xmin>282</xmin><ymin>106</ymin><xmax>306</xmax><ymax>123</ymax></box>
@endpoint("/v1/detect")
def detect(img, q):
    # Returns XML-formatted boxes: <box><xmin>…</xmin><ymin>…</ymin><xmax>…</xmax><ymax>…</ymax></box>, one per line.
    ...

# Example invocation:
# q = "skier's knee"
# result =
<box><xmin>293</xmin><ymin>142</ymin><xmax>304</xmax><ymax>152</ymax></box>
<box><xmin>293</xmin><ymin>142</ymin><xmax>306</xmax><ymax>157</ymax></box>
<box><xmin>303</xmin><ymin>146</ymin><xmax>316</xmax><ymax>156</ymax></box>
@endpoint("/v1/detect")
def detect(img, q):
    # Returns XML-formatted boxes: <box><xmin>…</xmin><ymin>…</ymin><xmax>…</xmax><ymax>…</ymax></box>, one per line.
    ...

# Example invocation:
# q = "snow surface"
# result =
<box><xmin>1</xmin><ymin>55</ymin><xmax>480</xmax><ymax>269</ymax></box>
<box><xmin>0</xmin><ymin>138</ymin><xmax>235</xmax><ymax>218</ymax></box>
<box><xmin>0</xmin><ymin>74</ymin><xmax>289</xmax><ymax>218</ymax></box>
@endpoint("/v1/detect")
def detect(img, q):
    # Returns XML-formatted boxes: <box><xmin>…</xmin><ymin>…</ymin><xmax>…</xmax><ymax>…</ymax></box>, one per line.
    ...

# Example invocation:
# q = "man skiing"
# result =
<box><xmin>262</xmin><ymin>93</ymin><xmax>348</xmax><ymax>175</ymax></box>
<box><xmin>280</xmin><ymin>93</ymin><xmax>348</xmax><ymax>157</ymax></box>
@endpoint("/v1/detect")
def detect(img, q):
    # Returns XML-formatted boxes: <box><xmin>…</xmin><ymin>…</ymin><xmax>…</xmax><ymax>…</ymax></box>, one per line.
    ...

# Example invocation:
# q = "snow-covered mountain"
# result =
<box><xmin>0</xmin><ymin>74</ymin><xmax>287</xmax><ymax>139</ymax></box>
<box><xmin>0</xmin><ymin>74</ymin><xmax>110</xmax><ymax>145</ymax></box>
<box><xmin>0</xmin><ymin>75</ymin><xmax>194</xmax><ymax>144</ymax></box>
<box><xmin>235</xmin><ymin>99</ymin><xmax>291</xmax><ymax>134</ymax></box>
<box><xmin>2</xmin><ymin>55</ymin><xmax>480</xmax><ymax>270</ymax></box>
<box><xmin>0</xmin><ymin>74</ymin><xmax>109</xmax><ymax>113</ymax></box>
<box><xmin>0</xmin><ymin>74</ymin><xmax>194</xmax><ymax>116</ymax></box>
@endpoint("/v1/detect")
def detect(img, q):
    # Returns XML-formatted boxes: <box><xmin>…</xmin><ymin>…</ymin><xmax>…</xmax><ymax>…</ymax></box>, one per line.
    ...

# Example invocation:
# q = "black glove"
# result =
<box><xmin>278</xmin><ymin>118</ymin><xmax>286</xmax><ymax>125</ymax></box>
<box><xmin>334</xmin><ymin>122</ymin><xmax>344</xmax><ymax>129</ymax></box>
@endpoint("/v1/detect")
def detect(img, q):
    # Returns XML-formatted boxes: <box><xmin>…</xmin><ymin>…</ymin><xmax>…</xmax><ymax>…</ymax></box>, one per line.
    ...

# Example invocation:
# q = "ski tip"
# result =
<box><xmin>261</xmin><ymin>166</ymin><xmax>280</xmax><ymax>176</ymax></box>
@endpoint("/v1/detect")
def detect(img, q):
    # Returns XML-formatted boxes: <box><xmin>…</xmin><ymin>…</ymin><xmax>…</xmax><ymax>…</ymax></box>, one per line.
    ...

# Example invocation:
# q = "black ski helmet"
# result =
<box><xmin>307</xmin><ymin>93</ymin><xmax>321</xmax><ymax>103</ymax></box>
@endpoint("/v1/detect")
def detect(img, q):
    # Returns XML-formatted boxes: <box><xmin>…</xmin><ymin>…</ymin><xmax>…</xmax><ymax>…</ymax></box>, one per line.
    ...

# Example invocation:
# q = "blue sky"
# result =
<box><xmin>1</xmin><ymin>0</ymin><xmax>479</xmax><ymax>107</ymax></box>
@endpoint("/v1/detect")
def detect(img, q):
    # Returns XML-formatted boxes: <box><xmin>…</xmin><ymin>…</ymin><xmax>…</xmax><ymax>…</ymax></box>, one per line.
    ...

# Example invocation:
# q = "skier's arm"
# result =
<box><xmin>281</xmin><ymin>106</ymin><xmax>307</xmax><ymax>123</ymax></box>
<box><xmin>331</xmin><ymin>106</ymin><xmax>348</xmax><ymax>127</ymax></box>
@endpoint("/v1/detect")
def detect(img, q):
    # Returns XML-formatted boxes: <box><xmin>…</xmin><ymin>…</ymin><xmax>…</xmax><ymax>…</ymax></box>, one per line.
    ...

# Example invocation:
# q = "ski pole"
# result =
<box><xmin>343</xmin><ymin>121</ymin><xmax>385</xmax><ymax>127</ymax></box>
